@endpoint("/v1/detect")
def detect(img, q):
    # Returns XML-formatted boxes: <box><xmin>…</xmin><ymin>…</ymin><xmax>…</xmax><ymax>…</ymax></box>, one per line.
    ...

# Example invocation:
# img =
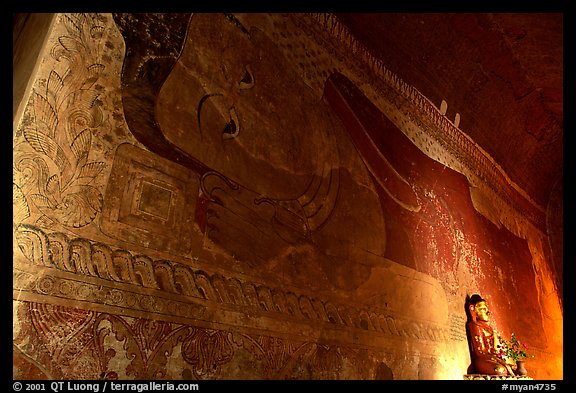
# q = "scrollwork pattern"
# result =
<box><xmin>14</xmin><ymin>14</ymin><xmax>111</xmax><ymax>228</ymax></box>
<box><xmin>14</xmin><ymin>301</ymin><xmax>385</xmax><ymax>379</ymax></box>
<box><xmin>15</xmin><ymin>224</ymin><xmax>451</xmax><ymax>344</ymax></box>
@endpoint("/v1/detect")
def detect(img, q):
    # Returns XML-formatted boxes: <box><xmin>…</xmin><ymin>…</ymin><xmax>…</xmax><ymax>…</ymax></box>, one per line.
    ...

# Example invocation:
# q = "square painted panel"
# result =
<box><xmin>101</xmin><ymin>143</ymin><xmax>200</xmax><ymax>255</ymax></box>
<box><xmin>139</xmin><ymin>181</ymin><xmax>172</xmax><ymax>219</ymax></box>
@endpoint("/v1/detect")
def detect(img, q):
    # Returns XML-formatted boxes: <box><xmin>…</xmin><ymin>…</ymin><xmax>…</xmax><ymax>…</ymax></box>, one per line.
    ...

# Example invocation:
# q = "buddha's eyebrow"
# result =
<box><xmin>197</xmin><ymin>93</ymin><xmax>223</xmax><ymax>138</ymax></box>
<box><xmin>223</xmin><ymin>13</ymin><xmax>249</xmax><ymax>35</ymax></box>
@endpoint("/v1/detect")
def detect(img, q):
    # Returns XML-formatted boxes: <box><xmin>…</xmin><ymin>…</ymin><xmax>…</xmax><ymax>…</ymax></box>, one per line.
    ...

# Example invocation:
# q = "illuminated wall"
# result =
<box><xmin>13</xmin><ymin>13</ymin><xmax>562</xmax><ymax>380</ymax></box>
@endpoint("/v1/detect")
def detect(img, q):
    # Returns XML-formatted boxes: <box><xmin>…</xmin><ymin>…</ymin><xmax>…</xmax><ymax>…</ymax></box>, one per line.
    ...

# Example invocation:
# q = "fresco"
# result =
<box><xmin>13</xmin><ymin>13</ymin><xmax>561</xmax><ymax>380</ymax></box>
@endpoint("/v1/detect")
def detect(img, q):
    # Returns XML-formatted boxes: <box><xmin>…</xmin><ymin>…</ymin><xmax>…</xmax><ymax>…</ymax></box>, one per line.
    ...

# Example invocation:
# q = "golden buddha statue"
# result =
<box><xmin>465</xmin><ymin>294</ymin><xmax>515</xmax><ymax>376</ymax></box>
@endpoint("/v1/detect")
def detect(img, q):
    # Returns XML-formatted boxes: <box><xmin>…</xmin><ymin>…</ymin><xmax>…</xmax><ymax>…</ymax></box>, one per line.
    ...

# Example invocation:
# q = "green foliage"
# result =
<box><xmin>497</xmin><ymin>333</ymin><xmax>533</xmax><ymax>362</ymax></box>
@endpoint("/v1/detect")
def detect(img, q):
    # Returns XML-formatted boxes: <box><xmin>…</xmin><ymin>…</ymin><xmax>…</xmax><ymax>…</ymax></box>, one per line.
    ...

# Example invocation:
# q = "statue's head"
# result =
<box><xmin>466</xmin><ymin>294</ymin><xmax>490</xmax><ymax>323</ymax></box>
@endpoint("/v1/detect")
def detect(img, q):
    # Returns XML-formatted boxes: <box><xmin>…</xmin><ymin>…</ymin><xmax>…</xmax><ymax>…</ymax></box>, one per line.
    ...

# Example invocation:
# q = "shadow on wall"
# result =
<box><xmin>375</xmin><ymin>362</ymin><xmax>394</xmax><ymax>380</ymax></box>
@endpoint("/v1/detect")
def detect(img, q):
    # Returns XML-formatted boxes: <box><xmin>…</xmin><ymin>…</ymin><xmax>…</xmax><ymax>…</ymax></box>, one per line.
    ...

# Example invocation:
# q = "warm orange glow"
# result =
<box><xmin>495</xmin><ymin>242</ymin><xmax>563</xmax><ymax>380</ymax></box>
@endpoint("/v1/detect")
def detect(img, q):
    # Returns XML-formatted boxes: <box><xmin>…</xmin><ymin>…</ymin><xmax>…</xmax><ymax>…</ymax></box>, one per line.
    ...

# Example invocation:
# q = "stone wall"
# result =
<box><xmin>13</xmin><ymin>13</ymin><xmax>562</xmax><ymax>380</ymax></box>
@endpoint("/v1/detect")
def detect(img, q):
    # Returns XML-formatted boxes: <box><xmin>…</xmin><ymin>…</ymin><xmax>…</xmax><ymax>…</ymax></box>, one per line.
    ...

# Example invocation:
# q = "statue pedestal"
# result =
<box><xmin>464</xmin><ymin>374</ymin><xmax>533</xmax><ymax>380</ymax></box>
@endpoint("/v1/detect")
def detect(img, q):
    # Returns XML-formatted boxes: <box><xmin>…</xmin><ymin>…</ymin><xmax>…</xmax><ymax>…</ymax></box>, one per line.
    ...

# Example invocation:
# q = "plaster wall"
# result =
<box><xmin>13</xmin><ymin>13</ymin><xmax>562</xmax><ymax>380</ymax></box>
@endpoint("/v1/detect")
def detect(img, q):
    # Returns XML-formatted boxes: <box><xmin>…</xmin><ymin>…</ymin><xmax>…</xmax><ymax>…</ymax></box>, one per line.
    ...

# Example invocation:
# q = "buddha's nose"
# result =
<box><xmin>223</xmin><ymin>107</ymin><xmax>240</xmax><ymax>140</ymax></box>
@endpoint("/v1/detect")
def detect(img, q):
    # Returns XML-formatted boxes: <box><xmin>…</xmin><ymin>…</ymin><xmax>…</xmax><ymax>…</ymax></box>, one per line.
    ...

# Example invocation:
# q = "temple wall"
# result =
<box><xmin>13</xmin><ymin>13</ymin><xmax>562</xmax><ymax>380</ymax></box>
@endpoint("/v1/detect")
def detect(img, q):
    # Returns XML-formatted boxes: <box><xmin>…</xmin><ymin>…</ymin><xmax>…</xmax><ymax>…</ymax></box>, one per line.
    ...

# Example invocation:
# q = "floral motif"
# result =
<box><xmin>497</xmin><ymin>333</ymin><xmax>532</xmax><ymax>362</ymax></box>
<box><xmin>14</xmin><ymin>14</ymin><xmax>108</xmax><ymax>228</ymax></box>
<box><xmin>181</xmin><ymin>329</ymin><xmax>234</xmax><ymax>378</ymax></box>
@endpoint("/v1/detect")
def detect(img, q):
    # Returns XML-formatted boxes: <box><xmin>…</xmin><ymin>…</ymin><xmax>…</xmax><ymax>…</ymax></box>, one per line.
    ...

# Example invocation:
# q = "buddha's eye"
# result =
<box><xmin>239</xmin><ymin>65</ymin><xmax>254</xmax><ymax>90</ymax></box>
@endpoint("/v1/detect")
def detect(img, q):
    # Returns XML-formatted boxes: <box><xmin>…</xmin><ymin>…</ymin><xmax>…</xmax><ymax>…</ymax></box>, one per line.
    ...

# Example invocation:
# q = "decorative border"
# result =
<box><xmin>297</xmin><ymin>13</ymin><xmax>546</xmax><ymax>233</ymax></box>
<box><xmin>464</xmin><ymin>374</ymin><xmax>533</xmax><ymax>380</ymax></box>
<box><xmin>14</xmin><ymin>224</ymin><xmax>454</xmax><ymax>348</ymax></box>
<box><xmin>13</xmin><ymin>299</ymin><xmax>393</xmax><ymax>379</ymax></box>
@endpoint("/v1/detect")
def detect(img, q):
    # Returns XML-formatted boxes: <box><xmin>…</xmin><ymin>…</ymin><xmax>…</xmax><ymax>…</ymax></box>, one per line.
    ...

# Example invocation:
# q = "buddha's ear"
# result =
<box><xmin>469</xmin><ymin>304</ymin><xmax>475</xmax><ymax>312</ymax></box>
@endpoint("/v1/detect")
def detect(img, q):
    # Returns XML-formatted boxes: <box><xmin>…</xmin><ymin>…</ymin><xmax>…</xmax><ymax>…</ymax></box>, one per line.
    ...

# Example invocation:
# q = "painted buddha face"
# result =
<box><xmin>474</xmin><ymin>301</ymin><xmax>490</xmax><ymax>322</ymax></box>
<box><xmin>155</xmin><ymin>13</ymin><xmax>340</xmax><ymax>198</ymax></box>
